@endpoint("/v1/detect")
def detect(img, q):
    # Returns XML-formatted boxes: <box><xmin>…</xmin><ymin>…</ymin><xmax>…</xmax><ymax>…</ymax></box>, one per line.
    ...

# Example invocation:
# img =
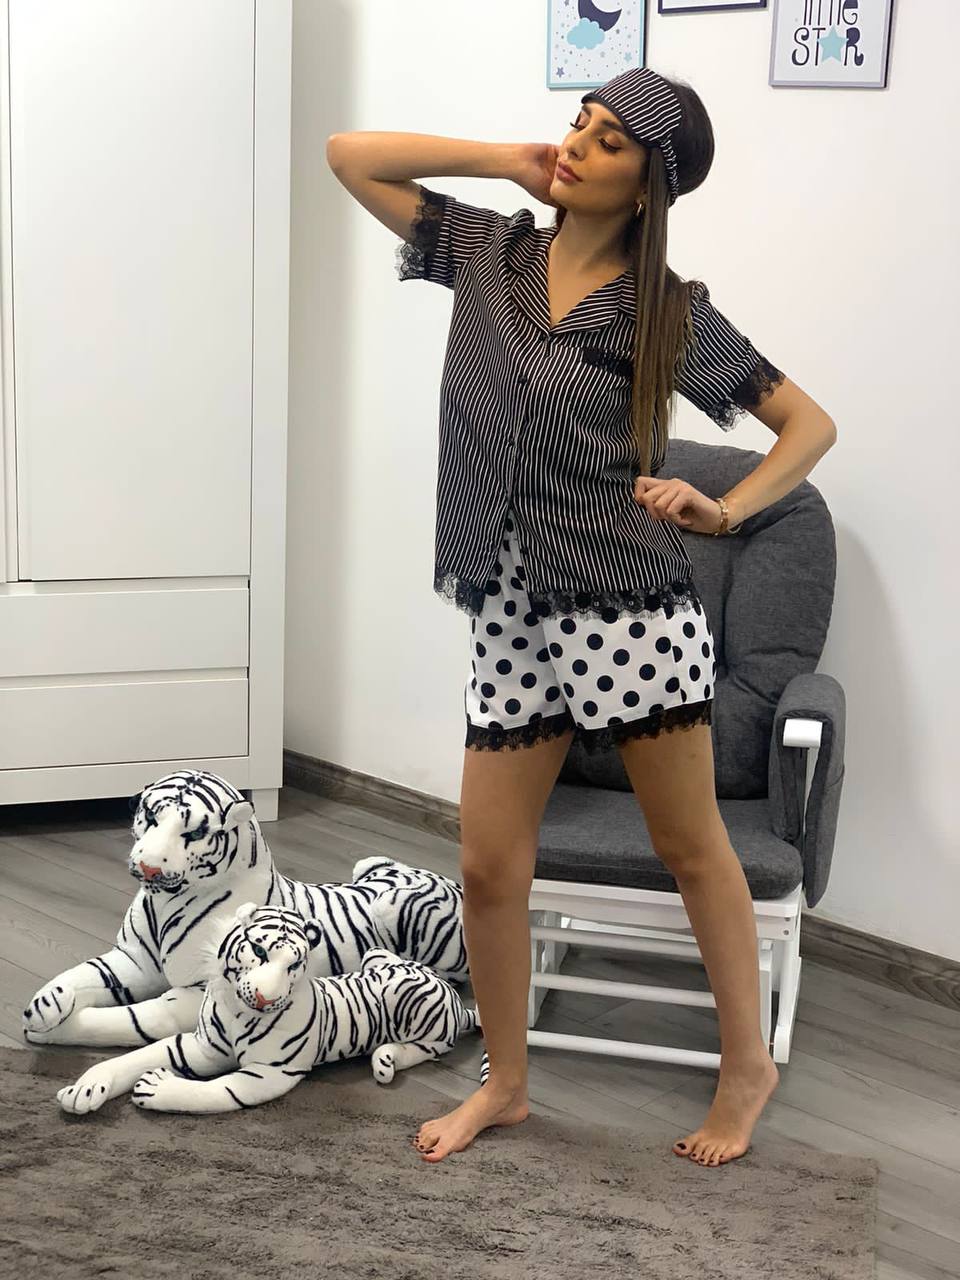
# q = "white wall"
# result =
<box><xmin>286</xmin><ymin>1</ymin><xmax>960</xmax><ymax>961</ymax></box>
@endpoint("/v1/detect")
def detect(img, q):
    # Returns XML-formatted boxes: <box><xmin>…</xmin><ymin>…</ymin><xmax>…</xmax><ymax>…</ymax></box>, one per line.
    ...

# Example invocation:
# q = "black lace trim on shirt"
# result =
<box><xmin>719</xmin><ymin>357</ymin><xmax>786</xmax><ymax>429</ymax></box>
<box><xmin>434</xmin><ymin>566</ymin><xmax>704</xmax><ymax>623</ymax></box>
<box><xmin>434</xmin><ymin>569</ymin><xmax>493</xmax><ymax>618</ymax></box>
<box><xmin>466</xmin><ymin>697</ymin><xmax>713</xmax><ymax>756</ymax></box>
<box><xmin>394</xmin><ymin>184</ymin><xmax>446</xmax><ymax>281</ymax></box>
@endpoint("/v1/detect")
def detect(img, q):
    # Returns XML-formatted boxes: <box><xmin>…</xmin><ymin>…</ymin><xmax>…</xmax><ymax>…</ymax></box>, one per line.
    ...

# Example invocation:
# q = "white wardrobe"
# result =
<box><xmin>0</xmin><ymin>1</ymin><xmax>291</xmax><ymax>822</ymax></box>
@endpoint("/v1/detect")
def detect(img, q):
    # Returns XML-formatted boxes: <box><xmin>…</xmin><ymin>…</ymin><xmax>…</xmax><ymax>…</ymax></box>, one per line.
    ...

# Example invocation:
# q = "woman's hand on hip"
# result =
<box><xmin>632</xmin><ymin>474</ymin><xmax>723</xmax><ymax>536</ymax></box>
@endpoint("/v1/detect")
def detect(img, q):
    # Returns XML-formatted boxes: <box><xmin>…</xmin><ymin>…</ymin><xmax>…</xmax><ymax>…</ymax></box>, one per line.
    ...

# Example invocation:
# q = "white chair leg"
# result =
<box><xmin>542</xmin><ymin>911</ymin><xmax>558</xmax><ymax>973</ymax></box>
<box><xmin>528</xmin><ymin>910</ymin><xmax>543</xmax><ymax>1027</ymax></box>
<box><xmin>772</xmin><ymin>925</ymin><xmax>801</xmax><ymax>1063</ymax></box>
<box><xmin>758</xmin><ymin>939</ymin><xmax>773</xmax><ymax>1051</ymax></box>
<box><xmin>552</xmin><ymin>911</ymin><xmax>572</xmax><ymax>971</ymax></box>
<box><xmin>528</xmin><ymin>909</ymin><xmax>564</xmax><ymax>1027</ymax></box>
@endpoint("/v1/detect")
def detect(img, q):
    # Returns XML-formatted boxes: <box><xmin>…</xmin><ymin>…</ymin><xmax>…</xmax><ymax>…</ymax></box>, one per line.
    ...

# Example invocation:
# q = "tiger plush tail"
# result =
<box><xmin>462</xmin><ymin>1002</ymin><xmax>481</xmax><ymax>1036</ymax></box>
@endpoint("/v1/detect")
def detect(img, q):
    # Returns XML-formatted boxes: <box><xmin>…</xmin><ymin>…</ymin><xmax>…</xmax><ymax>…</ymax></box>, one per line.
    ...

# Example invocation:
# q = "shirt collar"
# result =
<box><xmin>507</xmin><ymin>223</ymin><xmax>637</xmax><ymax>337</ymax></box>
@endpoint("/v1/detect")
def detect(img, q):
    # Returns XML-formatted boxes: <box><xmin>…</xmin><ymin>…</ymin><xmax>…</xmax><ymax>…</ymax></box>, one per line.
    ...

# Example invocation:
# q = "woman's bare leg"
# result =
<box><xmin>413</xmin><ymin>727</ymin><xmax>575</xmax><ymax>1163</ymax></box>
<box><xmin>617</xmin><ymin>720</ymin><xmax>780</xmax><ymax>1168</ymax></box>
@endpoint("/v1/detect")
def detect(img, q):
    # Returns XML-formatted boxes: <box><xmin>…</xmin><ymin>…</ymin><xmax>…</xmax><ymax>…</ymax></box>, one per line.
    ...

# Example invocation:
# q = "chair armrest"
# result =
<box><xmin>768</xmin><ymin>672</ymin><xmax>846</xmax><ymax>909</ymax></box>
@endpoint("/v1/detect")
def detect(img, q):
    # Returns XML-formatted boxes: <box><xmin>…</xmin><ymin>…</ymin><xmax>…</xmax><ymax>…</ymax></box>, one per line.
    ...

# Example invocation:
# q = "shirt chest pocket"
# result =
<box><xmin>567</xmin><ymin>343</ymin><xmax>634</xmax><ymax>422</ymax></box>
<box><xmin>580</xmin><ymin>344</ymin><xmax>634</xmax><ymax>379</ymax></box>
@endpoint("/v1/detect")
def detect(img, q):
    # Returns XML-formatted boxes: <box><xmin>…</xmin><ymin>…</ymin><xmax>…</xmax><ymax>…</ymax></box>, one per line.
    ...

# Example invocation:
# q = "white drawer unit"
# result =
<box><xmin>0</xmin><ymin>677</ymin><xmax>249</xmax><ymax>772</ymax></box>
<box><xmin>0</xmin><ymin>1</ymin><xmax>291</xmax><ymax>821</ymax></box>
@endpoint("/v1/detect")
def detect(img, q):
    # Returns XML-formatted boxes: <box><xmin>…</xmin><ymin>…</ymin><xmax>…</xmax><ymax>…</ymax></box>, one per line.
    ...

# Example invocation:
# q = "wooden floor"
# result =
<box><xmin>1</xmin><ymin>783</ymin><xmax>958</xmax><ymax>1279</ymax></box>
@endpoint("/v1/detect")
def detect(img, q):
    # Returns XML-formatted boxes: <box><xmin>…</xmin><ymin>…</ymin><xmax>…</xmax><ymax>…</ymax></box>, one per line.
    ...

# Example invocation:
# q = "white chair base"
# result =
<box><xmin>526</xmin><ymin>877</ymin><xmax>803</xmax><ymax>1069</ymax></box>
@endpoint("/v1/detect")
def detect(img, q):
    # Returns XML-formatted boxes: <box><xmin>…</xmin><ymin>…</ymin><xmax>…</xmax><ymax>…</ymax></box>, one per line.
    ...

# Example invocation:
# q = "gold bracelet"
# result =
<box><xmin>713</xmin><ymin>496</ymin><xmax>744</xmax><ymax>537</ymax></box>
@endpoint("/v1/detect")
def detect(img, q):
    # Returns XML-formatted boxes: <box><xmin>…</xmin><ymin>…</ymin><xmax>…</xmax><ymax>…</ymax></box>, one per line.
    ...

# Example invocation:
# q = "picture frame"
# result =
<box><xmin>770</xmin><ymin>0</ymin><xmax>895</xmax><ymax>88</ymax></box>
<box><xmin>547</xmin><ymin>0</ymin><xmax>646</xmax><ymax>91</ymax></box>
<box><xmin>659</xmin><ymin>0</ymin><xmax>766</xmax><ymax>12</ymax></box>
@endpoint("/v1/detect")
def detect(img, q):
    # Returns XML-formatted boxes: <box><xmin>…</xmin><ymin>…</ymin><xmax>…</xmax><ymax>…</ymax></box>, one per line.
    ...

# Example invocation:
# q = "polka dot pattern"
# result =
<box><xmin>465</xmin><ymin>513</ymin><xmax>716</xmax><ymax>754</ymax></box>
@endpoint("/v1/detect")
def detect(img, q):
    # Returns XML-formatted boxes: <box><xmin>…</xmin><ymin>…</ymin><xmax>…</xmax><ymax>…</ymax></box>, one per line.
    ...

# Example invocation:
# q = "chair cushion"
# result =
<box><xmin>537</xmin><ymin>783</ymin><xmax>803</xmax><ymax>899</ymax></box>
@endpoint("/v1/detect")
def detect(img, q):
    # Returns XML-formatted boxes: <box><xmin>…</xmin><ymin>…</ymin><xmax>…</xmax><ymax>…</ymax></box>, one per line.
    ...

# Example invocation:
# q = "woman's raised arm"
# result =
<box><xmin>325</xmin><ymin>133</ymin><xmax>522</xmax><ymax>241</ymax></box>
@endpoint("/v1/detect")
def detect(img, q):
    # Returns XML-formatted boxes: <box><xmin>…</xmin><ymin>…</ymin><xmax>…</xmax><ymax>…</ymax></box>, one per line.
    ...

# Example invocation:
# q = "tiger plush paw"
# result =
<box><xmin>371</xmin><ymin>1044</ymin><xmax>397</xmax><ymax>1084</ymax></box>
<box><xmin>24</xmin><ymin>1022</ymin><xmax>72</xmax><ymax>1046</ymax></box>
<box><xmin>130</xmin><ymin>1066</ymin><xmax>187</xmax><ymax>1111</ymax></box>
<box><xmin>23</xmin><ymin>980</ymin><xmax>78</xmax><ymax>1036</ymax></box>
<box><xmin>57</xmin><ymin>1062</ymin><xmax>125</xmax><ymax>1114</ymax></box>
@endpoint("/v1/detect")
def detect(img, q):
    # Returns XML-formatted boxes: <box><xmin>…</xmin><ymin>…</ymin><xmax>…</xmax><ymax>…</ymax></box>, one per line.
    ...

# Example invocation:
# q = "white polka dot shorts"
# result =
<box><xmin>464</xmin><ymin>512</ymin><xmax>716</xmax><ymax>754</ymax></box>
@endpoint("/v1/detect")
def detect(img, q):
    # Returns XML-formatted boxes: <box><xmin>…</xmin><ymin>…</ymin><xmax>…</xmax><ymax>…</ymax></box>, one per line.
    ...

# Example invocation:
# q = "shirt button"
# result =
<box><xmin>517</xmin><ymin>373</ymin><xmax>529</xmax><ymax>384</ymax></box>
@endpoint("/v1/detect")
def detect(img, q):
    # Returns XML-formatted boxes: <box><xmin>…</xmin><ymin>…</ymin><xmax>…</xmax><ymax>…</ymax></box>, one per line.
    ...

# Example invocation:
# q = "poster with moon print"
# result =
<box><xmin>769</xmin><ymin>0</ymin><xmax>894</xmax><ymax>88</ymax></box>
<box><xmin>547</xmin><ymin>0</ymin><xmax>645</xmax><ymax>90</ymax></box>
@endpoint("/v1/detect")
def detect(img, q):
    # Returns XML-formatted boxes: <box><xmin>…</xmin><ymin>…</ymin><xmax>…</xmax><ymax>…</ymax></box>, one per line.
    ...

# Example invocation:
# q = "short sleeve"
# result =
<box><xmin>395</xmin><ymin>183</ymin><xmax>512</xmax><ymax>290</ymax></box>
<box><xmin>675</xmin><ymin>280</ymin><xmax>786</xmax><ymax>431</ymax></box>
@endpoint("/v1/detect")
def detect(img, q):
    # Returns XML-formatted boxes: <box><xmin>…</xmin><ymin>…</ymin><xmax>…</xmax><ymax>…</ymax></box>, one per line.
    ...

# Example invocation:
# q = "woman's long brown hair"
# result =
<box><xmin>551</xmin><ymin>78</ymin><xmax>715</xmax><ymax>477</ymax></box>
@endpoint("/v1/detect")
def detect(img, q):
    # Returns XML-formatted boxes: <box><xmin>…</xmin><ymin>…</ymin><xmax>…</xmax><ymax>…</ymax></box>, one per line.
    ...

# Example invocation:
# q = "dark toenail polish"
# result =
<box><xmin>677</xmin><ymin>1143</ymin><xmax>686</xmax><ymax>1150</ymax></box>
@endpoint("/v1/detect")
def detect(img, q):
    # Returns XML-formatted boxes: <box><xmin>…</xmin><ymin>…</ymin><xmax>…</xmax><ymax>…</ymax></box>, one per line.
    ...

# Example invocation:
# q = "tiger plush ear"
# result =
<box><xmin>303</xmin><ymin>921</ymin><xmax>323</xmax><ymax>951</ymax></box>
<box><xmin>211</xmin><ymin>901</ymin><xmax>258</xmax><ymax>966</ymax></box>
<box><xmin>223</xmin><ymin>799</ymin><xmax>254</xmax><ymax>831</ymax></box>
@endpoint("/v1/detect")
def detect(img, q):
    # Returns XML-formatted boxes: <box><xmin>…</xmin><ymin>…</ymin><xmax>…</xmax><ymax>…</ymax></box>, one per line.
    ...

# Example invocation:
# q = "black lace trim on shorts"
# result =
<box><xmin>435</xmin><ymin>566</ymin><xmax>704</xmax><ymax>624</ymax></box>
<box><xmin>465</xmin><ymin>709</ymin><xmax>575</xmax><ymax>754</ymax></box>
<box><xmin>465</xmin><ymin>698</ymin><xmax>712</xmax><ymax>755</ymax></box>
<box><xmin>394</xmin><ymin>184</ymin><xmax>445</xmax><ymax>281</ymax></box>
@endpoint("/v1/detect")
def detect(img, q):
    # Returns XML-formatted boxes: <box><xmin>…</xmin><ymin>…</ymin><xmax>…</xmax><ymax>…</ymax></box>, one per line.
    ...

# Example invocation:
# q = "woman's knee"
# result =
<box><xmin>460</xmin><ymin>843</ymin><xmax>536</xmax><ymax>902</ymax></box>
<box><xmin>647</xmin><ymin>813</ymin><xmax>730</xmax><ymax>873</ymax></box>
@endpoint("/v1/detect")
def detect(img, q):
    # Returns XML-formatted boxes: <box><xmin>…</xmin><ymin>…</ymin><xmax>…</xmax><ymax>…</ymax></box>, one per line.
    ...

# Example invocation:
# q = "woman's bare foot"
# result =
<box><xmin>413</xmin><ymin>1082</ymin><xmax>529</xmax><ymax>1163</ymax></box>
<box><xmin>673</xmin><ymin>1049</ymin><xmax>780</xmax><ymax>1167</ymax></box>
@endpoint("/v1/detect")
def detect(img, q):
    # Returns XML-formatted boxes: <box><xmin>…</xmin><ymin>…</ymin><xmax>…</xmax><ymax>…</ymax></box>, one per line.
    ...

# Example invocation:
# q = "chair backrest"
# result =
<box><xmin>558</xmin><ymin>437</ymin><xmax>837</xmax><ymax>799</ymax></box>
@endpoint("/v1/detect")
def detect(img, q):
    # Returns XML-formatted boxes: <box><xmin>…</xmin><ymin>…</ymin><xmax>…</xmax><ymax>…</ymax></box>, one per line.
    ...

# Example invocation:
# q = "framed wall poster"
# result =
<box><xmin>770</xmin><ymin>0</ymin><xmax>894</xmax><ymax>88</ymax></box>
<box><xmin>659</xmin><ymin>1</ymin><xmax>766</xmax><ymax>12</ymax></box>
<box><xmin>546</xmin><ymin>0</ymin><xmax>646</xmax><ymax>91</ymax></box>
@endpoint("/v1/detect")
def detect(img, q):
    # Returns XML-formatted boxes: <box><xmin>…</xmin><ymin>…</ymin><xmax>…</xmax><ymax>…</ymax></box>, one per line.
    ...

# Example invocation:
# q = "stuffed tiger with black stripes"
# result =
<box><xmin>56</xmin><ymin>902</ymin><xmax>481</xmax><ymax>1114</ymax></box>
<box><xmin>23</xmin><ymin>769</ymin><xmax>467</xmax><ymax>1049</ymax></box>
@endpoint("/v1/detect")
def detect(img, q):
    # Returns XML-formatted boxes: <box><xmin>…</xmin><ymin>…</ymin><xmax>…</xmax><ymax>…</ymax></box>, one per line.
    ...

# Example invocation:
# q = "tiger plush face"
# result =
<box><xmin>204</xmin><ymin>904</ymin><xmax>322</xmax><ymax>1014</ymax></box>
<box><xmin>126</xmin><ymin>770</ymin><xmax>255</xmax><ymax>895</ymax></box>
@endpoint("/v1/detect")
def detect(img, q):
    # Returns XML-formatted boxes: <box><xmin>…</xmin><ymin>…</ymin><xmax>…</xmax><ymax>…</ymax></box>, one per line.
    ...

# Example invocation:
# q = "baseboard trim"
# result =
<box><xmin>796</xmin><ymin>915</ymin><xmax>958</xmax><ymax>1011</ymax></box>
<box><xmin>283</xmin><ymin>747</ymin><xmax>461</xmax><ymax>844</ymax></box>
<box><xmin>282</xmin><ymin>748</ymin><xmax>959</xmax><ymax>1015</ymax></box>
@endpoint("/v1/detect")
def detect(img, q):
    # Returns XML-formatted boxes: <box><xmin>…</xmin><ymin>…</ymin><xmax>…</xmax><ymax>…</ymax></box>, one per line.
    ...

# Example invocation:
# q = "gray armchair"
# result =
<box><xmin>483</xmin><ymin>437</ymin><xmax>845</xmax><ymax>1078</ymax></box>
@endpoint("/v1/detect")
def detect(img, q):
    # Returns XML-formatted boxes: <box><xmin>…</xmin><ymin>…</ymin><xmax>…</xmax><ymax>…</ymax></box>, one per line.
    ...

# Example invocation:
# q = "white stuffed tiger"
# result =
<box><xmin>23</xmin><ymin>769</ymin><xmax>467</xmax><ymax>1049</ymax></box>
<box><xmin>56</xmin><ymin>902</ymin><xmax>480</xmax><ymax>1114</ymax></box>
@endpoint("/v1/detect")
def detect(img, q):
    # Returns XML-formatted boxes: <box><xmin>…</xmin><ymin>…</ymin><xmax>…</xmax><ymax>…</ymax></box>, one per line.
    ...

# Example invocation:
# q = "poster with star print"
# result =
<box><xmin>769</xmin><ymin>0</ymin><xmax>894</xmax><ymax>88</ymax></box>
<box><xmin>546</xmin><ymin>0</ymin><xmax>645</xmax><ymax>91</ymax></box>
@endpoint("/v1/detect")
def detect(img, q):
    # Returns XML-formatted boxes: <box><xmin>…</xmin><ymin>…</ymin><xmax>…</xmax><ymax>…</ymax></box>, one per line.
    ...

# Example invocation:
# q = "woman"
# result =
<box><xmin>326</xmin><ymin>66</ymin><xmax>837</xmax><ymax>1168</ymax></box>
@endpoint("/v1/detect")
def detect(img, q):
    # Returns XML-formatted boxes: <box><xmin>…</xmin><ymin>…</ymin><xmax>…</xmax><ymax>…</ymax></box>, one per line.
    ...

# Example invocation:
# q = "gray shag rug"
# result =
<box><xmin>0</xmin><ymin>1044</ymin><xmax>878</xmax><ymax>1280</ymax></box>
